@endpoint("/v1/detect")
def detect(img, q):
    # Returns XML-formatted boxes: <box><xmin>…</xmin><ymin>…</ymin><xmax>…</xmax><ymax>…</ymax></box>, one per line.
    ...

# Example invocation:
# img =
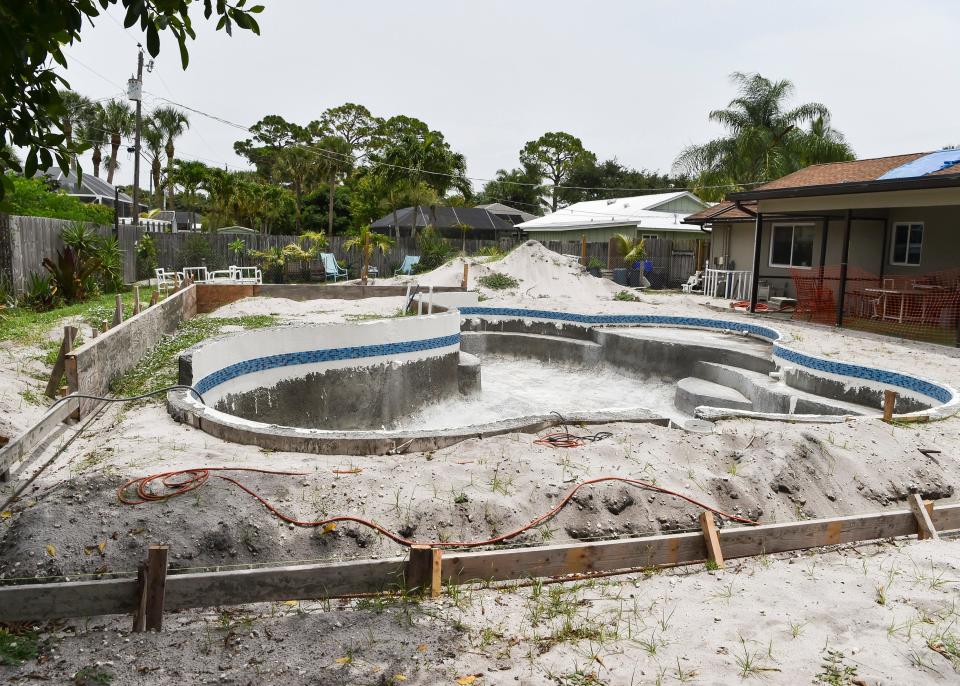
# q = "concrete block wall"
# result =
<box><xmin>66</xmin><ymin>285</ymin><xmax>198</xmax><ymax>416</ymax></box>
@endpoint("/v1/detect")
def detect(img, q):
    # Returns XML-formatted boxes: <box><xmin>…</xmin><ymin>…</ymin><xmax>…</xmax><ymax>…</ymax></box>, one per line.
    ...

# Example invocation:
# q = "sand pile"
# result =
<box><xmin>387</xmin><ymin>240</ymin><xmax>624</xmax><ymax>302</ymax></box>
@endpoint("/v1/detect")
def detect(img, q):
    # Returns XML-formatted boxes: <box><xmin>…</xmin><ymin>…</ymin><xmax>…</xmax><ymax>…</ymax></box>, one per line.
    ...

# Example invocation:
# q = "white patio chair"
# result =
<box><xmin>182</xmin><ymin>266</ymin><xmax>210</xmax><ymax>284</ymax></box>
<box><xmin>154</xmin><ymin>268</ymin><xmax>182</xmax><ymax>295</ymax></box>
<box><xmin>207</xmin><ymin>268</ymin><xmax>234</xmax><ymax>283</ymax></box>
<box><xmin>231</xmin><ymin>265</ymin><xmax>262</xmax><ymax>285</ymax></box>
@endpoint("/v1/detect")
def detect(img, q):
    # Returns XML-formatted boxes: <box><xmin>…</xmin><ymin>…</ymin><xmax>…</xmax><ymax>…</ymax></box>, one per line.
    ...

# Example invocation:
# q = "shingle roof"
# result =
<box><xmin>370</xmin><ymin>206</ymin><xmax>515</xmax><ymax>232</ymax></box>
<box><xmin>683</xmin><ymin>201</ymin><xmax>757</xmax><ymax>224</ymax></box>
<box><xmin>44</xmin><ymin>167</ymin><xmax>137</xmax><ymax>204</ymax></box>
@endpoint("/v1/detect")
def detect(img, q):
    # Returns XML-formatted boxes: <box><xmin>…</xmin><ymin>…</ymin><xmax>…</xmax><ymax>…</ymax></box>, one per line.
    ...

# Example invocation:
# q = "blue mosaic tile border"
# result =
<box><xmin>194</xmin><ymin>333</ymin><xmax>460</xmax><ymax>395</ymax></box>
<box><xmin>459</xmin><ymin>307</ymin><xmax>955</xmax><ymax>406</ymax></box>
<box><xmin>458</xmin><ymin>307</ymin><xmax>781</xmax><ymax>341</ymax></box>
<box><xmin>772</xmin><ymin>345</ymin><xmax>952</xmax><ymax>404</ymax></box>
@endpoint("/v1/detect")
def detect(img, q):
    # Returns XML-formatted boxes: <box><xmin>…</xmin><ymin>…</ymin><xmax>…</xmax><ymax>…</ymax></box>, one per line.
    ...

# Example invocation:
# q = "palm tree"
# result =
<box><xmin>273</xmin><ymin>145</ymin><xmax>322</xmax><ymax>232</ymax></box>
<box><xmin>101</xmin><ymin>100</ymin><xmax>134</xmax><ymax>185</ymax></box>
<box><xmin>315</xmin><ymin>134</ymin><xmax>352</xmax><ymax>236</ymax></box>
<box><xmin>152</xmin><ymin>106</ymin><xmax>190</xmax><ymax>210</ymax></box>
<box><xmin>611</xmin><ymin>233</ymin><xmax>646</xmax><ymax>266</ymax></box>
<box><xmin>141</xmin><ymin>117</ymin><xmax>166</xmax><ymax>208</ymax></box>
<box><xmin>171</xmin><ymin>159</ymin><xmax>208</xmax><ymax>229</ymax></box>
<box><xmin>344</xmin><ymin>224</ymin><xmax>394</xmax><ymax>285</ymax></box>
<box><xmin>78</xmin><ymin>103</ymin><xmax>107</xmax><ymax>178</ymax></box>
<box><xmin>58</xmin><ymin>90</ymin><xmax>91</xmax><ymax>152</ymax></box>
<box><xmin>673</xmin><ymin>72</ymin><xmax>854</xmax><ymax>201</ymax></box>
<box><xmin>454</xmin><ymin>222</ymin><xmax>471</xmax><ymax>254</ymax></box>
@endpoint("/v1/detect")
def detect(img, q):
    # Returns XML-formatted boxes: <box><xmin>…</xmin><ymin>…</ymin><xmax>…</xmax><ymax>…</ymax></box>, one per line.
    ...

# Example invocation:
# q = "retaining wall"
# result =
<box><xmin>67</xmin><ymin>286</ymin><xmax>197</xmax><ymax>416</ymax></box>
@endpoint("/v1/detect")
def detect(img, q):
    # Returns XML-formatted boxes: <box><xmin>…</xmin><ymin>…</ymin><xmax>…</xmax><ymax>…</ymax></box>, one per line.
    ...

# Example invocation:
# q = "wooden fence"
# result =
<box><xmin>0</xmin><ymin>498</ymin><xmax>954</xmax><ymax>624</ymax></box>
<box><xmin>0</xmin><ymin>215</ymin><xmax>114</xmax><ymax>295</ymax></box>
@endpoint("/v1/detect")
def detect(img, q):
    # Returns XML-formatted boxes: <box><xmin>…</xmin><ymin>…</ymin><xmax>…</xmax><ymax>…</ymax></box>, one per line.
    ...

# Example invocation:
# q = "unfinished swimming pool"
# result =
<box><xmin>167</xmin><ymin>307</ymin><xmax>959</xmax><ymax>455</ymax></box>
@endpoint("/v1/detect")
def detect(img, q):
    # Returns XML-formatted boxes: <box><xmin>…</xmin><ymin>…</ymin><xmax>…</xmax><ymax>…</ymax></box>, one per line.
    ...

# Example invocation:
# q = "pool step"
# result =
<box><xmin>693</xmin><ymin>361</ymin><xmax>868</xmax><ymax>416</ymax></box>
<box><xmin>675</xmin><ymin>377</ymin><xmax>753</xmax><ymax>415</ymax></box>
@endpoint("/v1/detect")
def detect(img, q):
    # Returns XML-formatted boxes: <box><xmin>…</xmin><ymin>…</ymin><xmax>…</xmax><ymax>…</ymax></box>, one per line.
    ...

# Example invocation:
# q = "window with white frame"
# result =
<box><xmin>890</xmin><ymin>222</ymin><xmax>923</xmax><ymax>266</ymax></box>
<box><xmin>769</xmin><ymin>224</ymin><xmax>815</xmax><ymax>268</ymax></box>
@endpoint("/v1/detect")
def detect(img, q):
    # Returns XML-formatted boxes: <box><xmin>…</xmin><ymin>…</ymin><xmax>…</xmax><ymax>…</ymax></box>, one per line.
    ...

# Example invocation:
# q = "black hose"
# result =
<box><xmin>49</xmin><ymin>385</ymin><xmax>206</xmax><ymax>409</ymax></box>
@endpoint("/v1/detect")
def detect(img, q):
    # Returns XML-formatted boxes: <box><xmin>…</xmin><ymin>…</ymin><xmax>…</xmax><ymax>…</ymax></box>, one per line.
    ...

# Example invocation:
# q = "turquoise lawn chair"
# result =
<box><xmin>321</xmin><ymin>253</ymin><xmax>348</xmax><ymax>281</ymax></box>
<box><xmin>394</xmin><ymin>255</ymin><xmax>420</xmax><ymax>275</ymax></box>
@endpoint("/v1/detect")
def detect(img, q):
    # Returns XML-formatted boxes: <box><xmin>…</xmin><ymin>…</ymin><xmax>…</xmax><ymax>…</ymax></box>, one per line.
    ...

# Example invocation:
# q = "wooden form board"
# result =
<box><xmin>0</xmin><ymin>503</ymin><xmax>957</xmax><ymax>623</ymax></box>
<box><xmin>0</xmin><ymin>397</ymin><xmax>77</xmax><ymax>475</ymax></box>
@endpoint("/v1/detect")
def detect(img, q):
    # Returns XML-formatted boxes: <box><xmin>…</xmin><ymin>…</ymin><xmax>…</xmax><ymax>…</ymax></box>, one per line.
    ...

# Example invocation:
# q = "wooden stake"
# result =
<box><xmin>133</xmin><ymin>286</ymin><xmax>141</xmax><ymax>315</ymax></box>
<box><xmin>144</xmin><ymin>545</ymin><xmax>169</xmax><ymax>630</ymax></box>
<box><xmin>406</xmin><ymin>545</ymin><xmax>442</xmax><ymax>597</ymax></box>
<box><xmin>112</xmin><ymin>294</ymin><xmax>124</xmax><ymax>327</ymax></box>
<box><xmin>461</xmin><ymin>263</ymin><xmax>469</xmax><ymax>289</ymax></box>
<box><xmin>909</xmin><ymin>494</ymin><xmax>938</xmax><ymax>540</ymax></box>
<box><xmin>882</xmin><ymin>390</ymin><xmax>896</xmax><ymax>422</ymax></box>
<box><xmin>580</xmin><ymin>234</ymin><xmax>587</xmax><ymax>266</ymax></box>
<box><xmin>131</xmin><ymin>563</ymin><xmax>147</xmax><ymax>632</ymax></box>
<box><xmin>149</xmin><ymin>290</ymin><xmax>159</xmax><ymax>307</ymax></box>
<box><xmin>699</xmin><ymin>511</ymin><xmax>724</xmax><ymax>568</ymax></box>
<box><xmin>44</xmin><ymin>326</ymin><xmax>77</xmax><ymax>399</ymax></box>
<box><xmin>100</xmin><ymin>319</ymin><xmax>109</xmax><ymax>334</ymax></box>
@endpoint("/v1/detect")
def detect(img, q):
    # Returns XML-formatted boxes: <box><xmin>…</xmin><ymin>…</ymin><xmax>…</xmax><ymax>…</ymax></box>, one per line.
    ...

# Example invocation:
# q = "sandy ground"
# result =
<box><xmin>2</xmin><ymin>242</ymin><xmax>959</xmax><ymax>684</ymax></box>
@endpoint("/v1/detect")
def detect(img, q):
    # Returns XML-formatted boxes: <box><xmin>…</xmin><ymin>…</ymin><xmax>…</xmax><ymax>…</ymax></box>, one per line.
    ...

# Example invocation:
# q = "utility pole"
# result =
<box><xmin>128</xmin><ymin>45</ymin><xmax>145</xmax><ymax>230</ymax></box>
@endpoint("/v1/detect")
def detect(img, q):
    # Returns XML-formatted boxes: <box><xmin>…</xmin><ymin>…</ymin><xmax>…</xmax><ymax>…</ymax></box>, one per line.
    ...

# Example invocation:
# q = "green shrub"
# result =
<box><xmin>475</xmin><ymin>244</ymin><xmax>505</xmax><ymax>259</ymax></box>
<box><xmin>588</xmin><ymin>257</ymin><xmax>605</xmax><ymax>270</ymax></box>
<box><xmin>614</xmin><ymin>289</ymin><xmax>640</xmax><ymax>302</ymax></box>
<box><xmin>478</xmin><ymin>272</ymin><xmax>519</xmax><ymax>290</ymax></box>
<box><xmin>412</xmin><ymin>225</ymin><xmax>454</xmax><ymax>273</ymax></box>
<box><xmin>42</xmin><ymin>246</ymin><xmax>99</xmax><ymax>304</ymax></box>
<box><xmin>24</xmin><ymin>272</ymin><xmax>56</xmax><ymax>311</ymax></box>
<box><xmin>135</xmin><ymin>234</ymin><xmax>158</xmax><ymax>279</ymax></box>
<box><xmin>0</xmin><ymin>174</ymin><xmax>114</xmax><ymax>223</ymax></box>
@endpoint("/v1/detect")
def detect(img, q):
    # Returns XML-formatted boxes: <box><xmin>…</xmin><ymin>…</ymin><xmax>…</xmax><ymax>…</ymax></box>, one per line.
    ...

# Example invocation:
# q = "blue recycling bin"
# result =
<box><xmin>643</xmin><ymin>259</ymin><xmax>653</xmax><ymax>273</ymax></box>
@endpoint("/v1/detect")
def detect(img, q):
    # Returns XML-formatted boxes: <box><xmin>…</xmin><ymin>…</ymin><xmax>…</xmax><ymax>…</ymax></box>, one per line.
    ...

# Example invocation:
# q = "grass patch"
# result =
<box><xmin>0</xmin><ymin>627</ymin><xmax>39</xmax><ymax>666</ymax></box>
<box><xmin>0</xmin><ymin>291</ymin><xmax>135</xmax><ymax>347</ymax></box>
<box><xmin>477</xmin><ymin>272</ymin><xmax>520</xmax><ymax>290</ymax></box>
<box><xmin>111</xmin><ymin>314</ymin><xmax>276</xmax><ymax>399</ymax></box>
<box><xmin>614</xmin><ymin>290</ymin><xmax>640</xmax><ymax>302</ymax></box>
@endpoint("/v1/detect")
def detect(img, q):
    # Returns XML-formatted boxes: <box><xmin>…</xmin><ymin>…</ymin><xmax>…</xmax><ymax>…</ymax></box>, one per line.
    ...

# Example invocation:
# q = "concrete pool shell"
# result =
<box><xmin>167</xmin><ymin>306</ymin><xmax>960</xmax><ymax>455</ymax></box>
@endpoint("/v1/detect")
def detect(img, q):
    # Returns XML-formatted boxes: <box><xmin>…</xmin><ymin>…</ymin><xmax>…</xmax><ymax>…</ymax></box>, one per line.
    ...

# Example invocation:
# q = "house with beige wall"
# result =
<box><xmin>684</xmin><ymin>150</ymin><xmax>960</xmax><ymax>320</ymax></box>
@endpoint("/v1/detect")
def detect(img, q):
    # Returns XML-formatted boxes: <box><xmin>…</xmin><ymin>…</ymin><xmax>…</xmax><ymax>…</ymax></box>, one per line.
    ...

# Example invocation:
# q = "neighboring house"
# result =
<box><xmin>683</xmin><ymin>149</ymin><xmax>960</xmax><ymax>319</ymax></box>
<box><xmin>515</xmin><ymin>192</ymin><xmax>710</xmax><ymax>244</ymax></box>
<box><xmin>44</xmin><ymin>167</ymin><xmax>147</xmax><ymax>219</ymax></box>
<box><xmin>370</xmin><ymin>205</ymin><xmax>517</xmax><ymax>240</ymax></box>
<box><xmin>475</xmin><ymin>202</ymin><xmax>537</xmax><ymax>226</ymax></box>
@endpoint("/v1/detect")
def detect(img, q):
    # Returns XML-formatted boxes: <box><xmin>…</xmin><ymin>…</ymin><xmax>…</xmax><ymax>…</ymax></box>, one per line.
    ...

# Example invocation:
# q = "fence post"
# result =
<box><xmin>882</xmin><ymin>390</ymin><xmax>897</xmax><ymax>422</ymax></box>
<box><xmin>406</xmin><ymin>545</ymin><xmax>442</xmax><ymax>597</ymax></box>
<box><xmin>132</xmin><ymin>286</ymin><xmax>141</xmax><ymax>315</ymax></box>
<box><xmin>580</xmin><ymin>235</ymin><xmax>587</xmax><ymax>266</ymax></box>
<box><xmin>112</xmin><ymin>293</ymin><xmax>124</xmax><ymax>327</ymax></box>
<box><xmin>143</xmin><ymin>545</ymin><xmax>169</xmax><ymax>630</ymax></box>
<box><xmin>44</xmin><ymin>326</ymin><xmax>77</xmax><ymax>398</ymax></box>
<box><xmin>461</xmin><ymin>263</ymin><xmax>469</xmax><ymax>289</ymax></box>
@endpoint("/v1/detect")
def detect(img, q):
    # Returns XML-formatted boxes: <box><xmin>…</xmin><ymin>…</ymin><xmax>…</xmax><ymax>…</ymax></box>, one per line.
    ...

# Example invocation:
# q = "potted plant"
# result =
<box><xmin>587</xmin><ymin>257</ymin><xmax>604</xmax><ymax>277</ymax></box>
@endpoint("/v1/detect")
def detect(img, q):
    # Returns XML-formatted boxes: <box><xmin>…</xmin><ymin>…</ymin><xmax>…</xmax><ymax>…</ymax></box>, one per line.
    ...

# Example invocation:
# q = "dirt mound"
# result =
<box><xmin>387</xmin><ymin>240</ymin><xmax>624</xmax><ymax>302</ymax></box>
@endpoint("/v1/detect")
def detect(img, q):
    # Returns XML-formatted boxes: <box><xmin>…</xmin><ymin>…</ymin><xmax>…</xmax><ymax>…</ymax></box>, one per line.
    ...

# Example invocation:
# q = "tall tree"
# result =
<box><xmin>344</xmin><ymin>224</ymin><xmax>394</xmax><ymax>285</ymax></box>
<box><xmin>233</xmin><ymin>114</ymin><xmax>305</xmax><ymax>178</ymax></box>
<box><xmin>171</xmin><ymin>159</ymin><xmax>208</xmax><ymax>229</ymax></box>
<box><xmin>315</xmin><ymin>103</ymin><xmax>380</xmax><ymax>156</ymax></box>
<box><xmin>57</xmin><ymin>90</ymin><xmax>91</xmax><ymax>152</ymax></box>
<box><xmin>557</xmin><ymin>158</ymin><xmax>691</xmax><ymax>205</ymax></box>
<box><xmin>78</xmin><ymin>103</ymin><xmax>107</xmax><ymax>178</ymax></box>
<box><xmin>141</xmin><ymin>116</ymin><xmax>166</xmax><ymax>207</ymax></box>
<box><xmin>673</xmin><ymin>72</ymin><xmax>854</xmax><ymax>201</ymax></box>
<box><xmin>152</xmin><ymin>106</ymin><xmax>190</xmax><ymax>209</ymax></box>
<box><xmin>101</xmin><ymin>99</ymin><xmax>133</xmax><ymax>185</ymax></box>
<box><xmin>0</xmin><ymin>0</ymin><xmax>264</xmax><ymax>199</ymax></box>
<box><xmin>519</xmin><ymin>131</ymin><xmax>595</xmax><ymax>212</ymax></box>
<box><xmin>273</xmin><ymin>145</ymin><xmax>323</xmax><ymax>232</ymax></box>
<box><xmin>476</xmin><ymin>167</ymin><xmax>545</xmax><ymax>215</ymax></box>
<box><xmin>315</xmin><ymin>135</ymin><xmax>353</xmax><ymax>236</ymax></box>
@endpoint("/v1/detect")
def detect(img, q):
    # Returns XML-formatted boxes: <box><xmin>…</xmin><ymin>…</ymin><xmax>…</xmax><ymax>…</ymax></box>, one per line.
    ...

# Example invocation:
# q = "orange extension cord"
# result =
<box><xmin>118</xmin><ymin>467</ymin><xmax>757</xmax><ymax>549</ymax></box>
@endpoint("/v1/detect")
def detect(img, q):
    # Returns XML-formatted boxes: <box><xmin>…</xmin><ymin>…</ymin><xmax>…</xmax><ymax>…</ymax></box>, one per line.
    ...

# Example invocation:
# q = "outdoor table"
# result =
<box><xmin>862</xmin><ymin>287</ymin><xmax>944</xmax><ymax>324</ymax></box>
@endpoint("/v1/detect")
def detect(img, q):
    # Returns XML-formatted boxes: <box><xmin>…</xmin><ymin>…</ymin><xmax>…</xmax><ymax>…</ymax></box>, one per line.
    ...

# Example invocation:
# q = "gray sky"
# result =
<box><xmin>58</xmin><ymin>0</ymin><xmax>960</xmax><ymax>192</ymax></box>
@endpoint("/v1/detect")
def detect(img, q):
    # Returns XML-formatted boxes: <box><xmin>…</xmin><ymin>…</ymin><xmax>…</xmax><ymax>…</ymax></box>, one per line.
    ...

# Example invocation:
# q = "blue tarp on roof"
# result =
<box><xmin>878</xmin><ymin>149</ymin><xmax>960</xmax><ymax>180</ymax></box>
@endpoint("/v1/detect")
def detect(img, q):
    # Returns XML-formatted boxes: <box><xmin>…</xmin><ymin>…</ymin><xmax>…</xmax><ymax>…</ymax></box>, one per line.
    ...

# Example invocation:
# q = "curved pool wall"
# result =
<box><xmin>177</xmin><ymin>313</ymin><xmax>464</xmax><ymax>430</ymax></box>
<box><xmin>168</xmin><ymin>305</ymin><xmax>960</xmax><ymax>457</ymax></box>
<box><xmin>458</xmin><ymin>307</ymin><xmax>960</xmax><ymax>420</ymax></box>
